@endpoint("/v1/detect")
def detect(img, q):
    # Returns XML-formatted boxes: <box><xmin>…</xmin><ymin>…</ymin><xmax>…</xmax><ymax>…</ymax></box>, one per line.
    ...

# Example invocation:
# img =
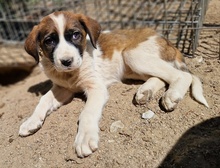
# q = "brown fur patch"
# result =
<box><xmin>98</xmin><ymin>28</ymin><xmax>157</xmax><ymax>59</ymax></box>
<box><xmin>156</xmin><ymin>36</ymin><xmax>185</xmax><ymax>63</ymax></box>
<box><xmin>24</xmin><ymin>15</ymin><xmax>58</xmax><ymax>62</ymax></box>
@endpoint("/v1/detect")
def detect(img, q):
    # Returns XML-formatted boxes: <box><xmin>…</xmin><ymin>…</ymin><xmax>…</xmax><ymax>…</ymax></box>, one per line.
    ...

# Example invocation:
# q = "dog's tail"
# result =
<box><xmin>191</xmin><ymin>74</ymin><xmax>209</xmax><ymax>107</ymax></box>
<box><xmin>174</xmin><ymin>60</ymin><xmax>209</xmax><ymax>108</ymax></box>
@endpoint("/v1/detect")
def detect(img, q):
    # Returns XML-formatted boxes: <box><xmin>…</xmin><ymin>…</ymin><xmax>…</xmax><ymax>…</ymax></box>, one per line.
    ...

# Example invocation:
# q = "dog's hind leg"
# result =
<box><xmin>135</xmin><ymin>77</ymin><xmax>165</xmax><ymax>105</ymax></box>
<box><xmin>19</xmin><ymin>85</ymin><xmax>73</xmax><ymax>136</ymax></box>
<box><xmin>124</xmin><ymin>50</ymin><xmax>192</xmax><ymax>111</ymax></box>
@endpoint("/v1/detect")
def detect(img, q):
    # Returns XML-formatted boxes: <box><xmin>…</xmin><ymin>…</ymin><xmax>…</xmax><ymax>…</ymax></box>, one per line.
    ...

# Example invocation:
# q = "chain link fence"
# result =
<box><xmin>0</xmin><ymin>0</ymin><xmax>208</xmax><ymax>56</ymax></box>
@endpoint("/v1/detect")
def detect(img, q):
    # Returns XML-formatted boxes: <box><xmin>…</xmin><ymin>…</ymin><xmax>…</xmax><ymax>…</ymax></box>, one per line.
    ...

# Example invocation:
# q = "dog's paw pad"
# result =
<box><xmin>135</xmin><ymin>90</ymin><xmax>153</xmax><ymax>105</ymax></box>
<box><xmin>19</xmin><ymin>117</ymin><xmax>43</xmax><ymax>136</ymax></box>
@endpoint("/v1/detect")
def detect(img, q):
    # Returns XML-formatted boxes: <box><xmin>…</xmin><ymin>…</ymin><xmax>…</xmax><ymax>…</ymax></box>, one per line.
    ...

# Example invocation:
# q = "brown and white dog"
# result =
<box><xmin>19</xmin><ymin>11</ymin><xmax>208</xmax><ymax>157</ymax></box>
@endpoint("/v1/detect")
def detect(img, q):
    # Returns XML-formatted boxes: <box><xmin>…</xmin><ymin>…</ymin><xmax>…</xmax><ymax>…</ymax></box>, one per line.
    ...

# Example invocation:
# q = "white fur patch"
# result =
<box><xmin>136</xmin><ymin>35</ymin><xmax>161</xmax><ymax>59</ymax></box>
<box><xmin>49</xmin><ymin>13</ymin><xmax>65</xmax><ymax>35</ymax></box>
<box><xmin>91</xmin><ymin>46</ymin><xmax>125</xmax><ymax>86</ymax></box>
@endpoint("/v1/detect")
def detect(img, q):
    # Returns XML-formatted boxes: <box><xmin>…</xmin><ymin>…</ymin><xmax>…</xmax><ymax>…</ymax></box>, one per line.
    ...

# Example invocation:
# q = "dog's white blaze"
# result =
<box><xmin>49</xmin><ymin>13</ymin><xmax>82</xmax><ymax>71</ymax></box>
<box><xmin>49</xmin><ymin>13</ymin><xmax>65</xmax><ymax>36</ymax></box>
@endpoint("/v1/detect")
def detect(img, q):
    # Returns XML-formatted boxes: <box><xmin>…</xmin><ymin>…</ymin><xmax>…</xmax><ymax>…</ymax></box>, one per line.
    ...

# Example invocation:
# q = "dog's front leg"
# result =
<box><xmin>19</xmin><ymin>85</ymin><xmax>73</xmax><ymax>136</ymax></box>
<box><xmin>74</xmin><ymin>84</ymin><xmax>108</xmax><ymax>158</ymax></box>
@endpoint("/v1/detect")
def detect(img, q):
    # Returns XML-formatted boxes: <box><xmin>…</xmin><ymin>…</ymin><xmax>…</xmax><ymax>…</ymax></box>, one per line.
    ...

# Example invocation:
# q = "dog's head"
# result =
<box><xmin>25</xmin><ymin>11</ymin><xmax>101</xmax><ymax>72</ymax></box>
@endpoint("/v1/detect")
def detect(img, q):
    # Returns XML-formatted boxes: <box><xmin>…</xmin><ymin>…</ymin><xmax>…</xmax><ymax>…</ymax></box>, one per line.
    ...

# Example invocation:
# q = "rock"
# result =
<box><xmin>195</xmin><ymin>56</ymin><xmax>203</xmax><ymax>63</ymax></box>
<box><xmin>110</xmin><ymin>120</ymin><xmax>124</xmax><ymax>133</ymax></box>
<box><xmin>142</xmin><ymin>110</ymin><xmax>155</xmax><ymax>119</ymax></box>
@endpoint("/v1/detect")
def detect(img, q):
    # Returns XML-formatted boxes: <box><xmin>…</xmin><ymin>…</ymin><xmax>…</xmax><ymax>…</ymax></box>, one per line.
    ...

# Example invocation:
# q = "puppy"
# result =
<box><xmin>19</xmin><ymin>11</ymin><xmax>208</xmax><ymax>157</ymax></box>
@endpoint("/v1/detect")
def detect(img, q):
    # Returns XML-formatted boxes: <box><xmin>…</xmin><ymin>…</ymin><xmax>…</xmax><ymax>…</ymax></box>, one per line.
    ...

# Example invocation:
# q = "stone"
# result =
<box><xmin>110</xmin><ymin>120</ymin><xmax>124</xmax><ymax>133</ymax></box>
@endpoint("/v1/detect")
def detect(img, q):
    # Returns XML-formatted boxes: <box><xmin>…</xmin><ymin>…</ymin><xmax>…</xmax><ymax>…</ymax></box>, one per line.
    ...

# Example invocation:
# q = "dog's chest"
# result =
<box><xmin>40</xmin><ymin>60</ymin><xmax>79</xmax><ymax>91</ymax></box>
<box><xmin>49</xmin><ymin>70</ymin><xmax>80</xmax><ymax>91</ymax></box>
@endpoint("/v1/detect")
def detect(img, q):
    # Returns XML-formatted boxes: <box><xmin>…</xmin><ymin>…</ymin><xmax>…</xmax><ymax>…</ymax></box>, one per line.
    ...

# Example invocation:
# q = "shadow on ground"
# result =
<box><xmin>27</xmin><ymin>80</ymin><xmax>87</xmax><ymax>101</ymax></box>
<box><xmin>0</xmin><ymin>68</ymin><xmax>32</xmax><ymax>86</ymax></box>
<box><xmin>159</xmin><ymin>117</ymin><xmax>220</xmax><ymax>168</ymax></box>
<box><xmin>28</xmin><ymin>80</ymin><xmax>52</xmax><ymax>96</ymax></box>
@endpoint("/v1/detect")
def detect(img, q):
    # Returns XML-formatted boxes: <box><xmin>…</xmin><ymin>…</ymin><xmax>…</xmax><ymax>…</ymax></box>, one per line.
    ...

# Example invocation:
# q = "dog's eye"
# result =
<box><xmin>72</xmin><ymin>32</ymin><xmax>81</xmax><ymax>40</ymax></box>
<box><xmin>64</xmin><ymin>30</ymin><xmax>81</xmax><ymax>43</ymax></box>
<box><xmin>44</xmin><ymin>37</ymin><xmax>56</xmax><ymax>46</ymax></box>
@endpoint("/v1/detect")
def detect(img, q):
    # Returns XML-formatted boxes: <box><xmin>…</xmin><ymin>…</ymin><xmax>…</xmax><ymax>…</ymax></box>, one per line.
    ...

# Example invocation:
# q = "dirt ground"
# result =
<box><xmin>0</xmin><ymin>0</ymin><xmax>219</xmax><ymax>168</ymax></box>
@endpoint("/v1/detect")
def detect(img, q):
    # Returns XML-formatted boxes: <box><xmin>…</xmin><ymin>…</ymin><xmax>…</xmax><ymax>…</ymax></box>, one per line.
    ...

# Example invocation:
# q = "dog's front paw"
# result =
<box><xmin>135</xmin><ymin>89</ymin><xmax>153</xmax><ymax>105</ymax></box>
<box><xmin>161</xmin><ymin>90</ymin><xmax>182</xmax><ymax>112</ymax></box>
<box><xmin>19</xmin><ymin>116</ymin><xmax>43</xmax><ymax>136</ymax></box>
<box><xmin>74</xmin><ymin>125</ymin><xmax>99</xmax><ymax>158</ymax></box>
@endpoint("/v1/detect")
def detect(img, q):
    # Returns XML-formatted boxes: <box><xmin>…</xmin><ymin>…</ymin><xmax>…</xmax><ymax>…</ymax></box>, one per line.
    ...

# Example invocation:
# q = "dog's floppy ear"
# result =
<box><xmin>24</xmin><ymin>25</ymin><xmax>40</xmax><ymax>63</ymax></box>
<box><xmin>78</xmin><ymin>15</ymin><xmax>101</xmax><ymax>49</ymax></box>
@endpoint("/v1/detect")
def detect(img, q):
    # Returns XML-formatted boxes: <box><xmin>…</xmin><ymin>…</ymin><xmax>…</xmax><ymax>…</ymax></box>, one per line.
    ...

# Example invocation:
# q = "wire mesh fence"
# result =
<box><xmin>0</xmin><ymin>0</ymin><xmax>208</xmax><ymax>56</ymax></box>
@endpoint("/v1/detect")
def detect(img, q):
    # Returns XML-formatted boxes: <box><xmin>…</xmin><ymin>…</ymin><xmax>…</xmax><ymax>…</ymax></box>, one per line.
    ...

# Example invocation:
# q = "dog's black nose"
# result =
<box><xmin>60</xmin><ymin>58</ymin><xmax>73</xmax><ymax>67</ymax></box>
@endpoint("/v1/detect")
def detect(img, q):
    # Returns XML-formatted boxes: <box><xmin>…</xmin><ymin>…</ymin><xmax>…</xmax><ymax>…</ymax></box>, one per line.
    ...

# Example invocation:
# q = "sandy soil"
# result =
<box><xmin>0</xmin><ymin>0</ymin><xmax>219</xmax><ymax>167</ymax></box>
